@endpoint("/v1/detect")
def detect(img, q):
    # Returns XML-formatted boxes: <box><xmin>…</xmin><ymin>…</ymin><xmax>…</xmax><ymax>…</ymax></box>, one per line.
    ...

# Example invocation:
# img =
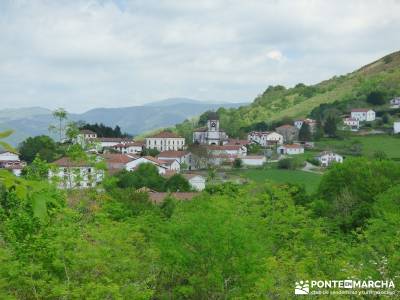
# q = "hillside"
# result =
<box><xmin>202</xmin><ymin>51</ymin><xmax>400</xmax><ymax>136</ymax></box>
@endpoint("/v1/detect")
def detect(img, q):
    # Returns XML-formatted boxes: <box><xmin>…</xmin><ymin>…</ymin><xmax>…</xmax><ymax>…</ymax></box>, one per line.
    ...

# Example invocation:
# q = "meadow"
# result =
<box><xmin>230</xmin><ymin>168</ymin><xmax>322</xmax><ymax>193</ymax></box>
<box><xmin>314</xmin><ymin>134</ymin><xmax>400</xmax><ymax>159</ymax></box>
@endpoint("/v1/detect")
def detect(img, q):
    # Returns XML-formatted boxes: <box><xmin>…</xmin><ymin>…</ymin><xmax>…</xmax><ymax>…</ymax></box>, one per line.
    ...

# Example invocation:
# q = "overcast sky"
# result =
<box><xmin>1</xmin><ymin>0</ymin><xmax>400</xmax><ymax>113</ymax></box>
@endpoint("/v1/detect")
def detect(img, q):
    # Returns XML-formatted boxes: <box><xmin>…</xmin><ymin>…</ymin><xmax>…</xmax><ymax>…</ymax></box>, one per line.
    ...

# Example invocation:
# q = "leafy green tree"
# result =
<box><xmin>22</xmin><ymin>155</ymin><xmax>50</xmax><ymax>181</ymax></box>
<box><xmin>116</xmin><ymin>163</ymin><xmax>166</xmax><ymax>191</ymax></box>
<box><xmin>317</xmin><ymin>158</ymin><xmax>400</xmax><ymax>231</ymax></box>
<box><xmin>141</xmin><ymin>148</ymin><xmax>160</xmax><ymax>157</ymax></box>
<box><xmin>367</xmin><ymin>91</ymin><xmax>385</xmax><ymax>105</ymax></box>
<box><xmin>165</xmin><ymin>174</ymin><xmax>191</xmax><ymax>192</ymax></box>
<box><xmin>19</xmin><ymin>135</ymin><xmax>60</xmax><ymax>163</ymax></box>
<box><xmin>323</xmin><ymin>115</ymin><xmax>337</xmax><ymax>137</ymax></box>
<box><xmin>298</xmin><ymin>122</ymin><xmax>311</xmax><ymax>141</ymax></box>
<box><xmin>49</xmin><ymin>108</ymin><xmax>68</xmax><ymax>142</ymax></box>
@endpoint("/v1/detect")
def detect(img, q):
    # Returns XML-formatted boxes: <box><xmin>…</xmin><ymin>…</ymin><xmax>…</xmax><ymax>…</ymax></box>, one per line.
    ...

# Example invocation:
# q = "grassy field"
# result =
<box><xmin>315</xmin><ymin>134</ymin><xmax>400</xmax><ymax>159</ymax></box>
<box><xmin>230</xmin><ymin>168</ymin><xmax>322</xmax><ymax>193</ymax></box>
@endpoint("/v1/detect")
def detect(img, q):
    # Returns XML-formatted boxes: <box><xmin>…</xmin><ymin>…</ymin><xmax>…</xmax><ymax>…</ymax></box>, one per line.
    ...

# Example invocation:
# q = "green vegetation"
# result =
<box><xmin>19</xmin><ymin>135</ymin><xmax>62</xmax><ymax>163</ymax></box>
<box><xmin>315</xmin><ymin>134</ymin><xmax>400</xmax><ymax>159</ymax></box>
<box><xmin>1</xmin><ymin>157</ymin><xmax>400</xmax><ymax>298</ymax></box>
<box><xmin>231</xmin><ymin>167</ymin><xmax>322</xmax><ymax>193</ymax></box>
<box><xmin>175</xmin><ymin>51</ymin><xmax>400</xmax><ymax>140</ymax></box>
<box><xmin>79</xmin><ymin>122</ymin><xmax>130</xmax><ymax>138</ymax></box>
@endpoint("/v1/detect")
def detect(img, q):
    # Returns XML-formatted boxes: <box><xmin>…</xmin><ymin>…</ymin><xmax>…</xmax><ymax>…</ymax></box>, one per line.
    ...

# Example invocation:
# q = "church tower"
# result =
<box><xmin>207</xmin><ymin>112</ymin><xmax>219</xmax><ymax>132</ymax></box>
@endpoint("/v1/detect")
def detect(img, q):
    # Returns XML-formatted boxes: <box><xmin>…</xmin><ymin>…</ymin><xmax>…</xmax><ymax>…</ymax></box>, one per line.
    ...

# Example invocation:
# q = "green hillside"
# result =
<box><xmin>175</xmin><ymin>51</ymin><xmax>400</xmax><ymax>139</ymax></box>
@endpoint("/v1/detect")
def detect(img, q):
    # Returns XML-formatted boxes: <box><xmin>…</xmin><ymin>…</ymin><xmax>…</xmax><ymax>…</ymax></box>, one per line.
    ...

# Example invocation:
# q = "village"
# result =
<box><xmin>1</xmin><ymin>99</ymin><xmax>400</xmax><ymax>201</ymax></box>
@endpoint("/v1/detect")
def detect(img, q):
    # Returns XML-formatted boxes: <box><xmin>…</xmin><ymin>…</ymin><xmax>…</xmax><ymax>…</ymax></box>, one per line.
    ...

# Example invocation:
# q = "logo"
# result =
<box><xmin>295</xmin><ymin>280</ymin><xmax>309</xmax><ymax>295</ymax></box>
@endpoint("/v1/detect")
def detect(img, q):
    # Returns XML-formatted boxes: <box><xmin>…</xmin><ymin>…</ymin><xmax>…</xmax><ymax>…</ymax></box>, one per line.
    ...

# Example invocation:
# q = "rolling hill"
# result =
<box><xmin>0</xmin><ymin>98</ymin><xmax>246</xmax><ymax>145</ymax></box>
<box><xmin>193</xmin><ymin>50</ymin><xmax>400</xmax><ymax>137</ymax></box>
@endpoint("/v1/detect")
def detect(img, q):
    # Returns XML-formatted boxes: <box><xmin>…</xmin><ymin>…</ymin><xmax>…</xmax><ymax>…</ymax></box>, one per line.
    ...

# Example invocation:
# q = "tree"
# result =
<box><xmin>49</xmin><ymin>108</ymin><xmax>68</xmax><ymax>142</ymax></box>
<box><xmin>323</xmin><ymin>115</ymin><xmax>337</xmax><ymax>137</ymax></box>
<box><xmin>382</xmin><ymin>113</ymin><xmax>391</xmax><ymax>124</ymax></box>
<box><xmin>22</xmin><ymin>155</ymin><xmax>50</xmax><ymax>181</ymax></box>
<box><xmin>115</xmin><ymin>163</ymin><xmax>166</xmax><ymax>191</ymax></box>
<box><xmin>317</xmin><ymin>158</ymin><xmax>400</xmax><ymax>231</ymax></box>
<box><xmin>367</xmin><ymin>91</ymin><xmax>385</xmax><ymax>105</ymax></box>
<box><xmin>0</xmin><ymin>130</ymin><xmax>15</xmax><ymax>152</ymax></box>
<box><xmin>165</xmin><ymin>174</ymin><xmax>191</xmax><ymax>192</ymax></box>
<box><xmin>19</xmin><ymin>135</ymin><xmax>59</xmax><ymax>163</ymax></box>
<box><xmin>298</xmin><ymin>122</ymin><xmax>311</xmax><ymax>141</ymax></box>
<box><xmin>233</xmin><ymin>158</ymin><xmax>243</xmax><ymax>169</ymax></box>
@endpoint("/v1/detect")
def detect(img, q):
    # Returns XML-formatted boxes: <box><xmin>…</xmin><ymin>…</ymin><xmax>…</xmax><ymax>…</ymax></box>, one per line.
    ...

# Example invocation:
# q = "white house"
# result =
<box><xmin>157</xmin><ymin>150</ymin><xmax>193</xmax><ymax>170</ymax></box>
<box><xmin>394</xmin><ymin>121</ymin><xmax>400</xmax><ymax>134</ymax></box>
<box><xmin>343</xmin><ymin>117</ymin><xmax>360</xmax><ymax>131</ymax></box>
<box><xmin>241</xmin><ymin>156</ymin><xmax>266</xmax><ymax>166</ymax></box>
<box><xmin>102</xmin><ymin>153</ymin><xmax>137</xmax><ymax>174</ymax></box>
<box><xmin>125</xmin><ymin>156</ymin><xmax>167</xmax><ymax>175</ymax></box>
<box><xmin>0</xmin><ymin>150</ymin><xmax>26</xmax><ymax>176</ymax></box>
<box><xmin>145</xmin><ymin>131</ymin><xmax>185</xmax><ymax>152</ymax></box>
<box><xmin>113</xmin><ymin>142</ymin><xmax>144</xmax><ymax>155</ymax></box>
<box><xmin>294</xmin><ymin>118</ymin><xmax>317</xmax><ymax>132</ymax></box>
<box><xmin>182</xmin><ymin>174</ymin><xmax>206</xmax><ymax>191</ymax></box>
<box><xmin>49</xmin><ymin>157</ymin><xmax>104</xmax><ymax>189</ymax></box>
<box><xmin>160</xmin><ymin>159</ymin><xmax>181</xmax><ymax>172</ymax></box>
<box><xmin>277</xmin><ymin>144</ymin><xmax>304</xmax><ymax>155</ymax></box>
<box><xmin>390</xmin><ymin>97</ymin><xmax>400</xmax><ymax>108</ymax></box>
<box><xmin>98</xmin><ymin>137</ymin><xmax>131</xmax><ymax>149</ymax></box>
<box><xmin>350</xmin><ymin>109</ymin><xmax>376</xmax><ymax>122</ymax></box>
<box><xmin>316</xmin><ymin>151</ymin><xmax>343</xmax><ymax>167</ymax></box>
<box><xmin>247</xmin><ymin>131</ymin><xmax>283</xmax><ymax>147</ymax></box>
<box><xmin>207</xmin><ymin>144</ymin><xmax>247</xmax><ymax>157</ymax></box>
<box><xmin>193</xmin><ymin>113</ymin><xmax>229</xmax><ymax>145</ymax></box>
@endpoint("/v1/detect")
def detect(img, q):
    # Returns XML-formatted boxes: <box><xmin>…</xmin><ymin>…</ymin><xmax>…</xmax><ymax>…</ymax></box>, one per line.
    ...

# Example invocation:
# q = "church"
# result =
<box><xmin>193</xmin><ymin>112</ymin><xmax>229</xmax><ymax>145</ymax></box>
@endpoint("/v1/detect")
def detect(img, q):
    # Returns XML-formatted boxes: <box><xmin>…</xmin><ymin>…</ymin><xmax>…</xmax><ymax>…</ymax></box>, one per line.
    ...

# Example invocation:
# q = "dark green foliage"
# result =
<box><xmin>278</xmin><ymin>158</ymin><xmax>304</xmax><ymax>170</ymax></box>
<box><xmin>298</xmin><ymin>122</ymin><xmax>311</xmax><ymax>141</ymax></box>
<box><xmin>367</xmin><ymin>91</ymin><xmax>386</xmax><ymax>105</ymax></box>
<box><xmin>164</xmin><ymin>174</ymin><xmax>191</xmax><ymax>192</ymax></box>
<box><xmin>79</xmin><ymin>123</ymin><xmax>130</xmax><ymax>138</ymax></box>
<box><xmin>317</xmin><ymin>158</ymin><xmax>400</xmax><ymax>231</ymax></box>
<box><xmin>115</xmin><ymin>164</ymin><xmax>166</xmax><ymax>191</ymax></box>
<box><xmin>323</xmin><ymin>115</ymin><xmax>337</xmax><ymax>137</ymax></box>
<box><xmin>19</xmin><ymin>135</ymin><xmax>61</xmax><ymax>163</ymax></box>
<box><xmin>233</xmin><ymin>158</ymin><xmax>243</xmax><ymax>168</ymax></box>
<box><xmin>141</xmin><ymin>148</ymin><xmax>160</xmax><ymax>157</ymax></box>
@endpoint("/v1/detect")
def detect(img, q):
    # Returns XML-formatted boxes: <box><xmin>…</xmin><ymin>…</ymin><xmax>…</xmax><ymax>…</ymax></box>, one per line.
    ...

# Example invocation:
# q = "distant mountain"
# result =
<box><xmin>144</xmin><ymin>97</ymin><xmax>238</xmax><ymax>107</ymax></box>
<box><xmin>0</xmin><ymin>99</ymin><xmax>247</xmax><ymax>145</ymax></box>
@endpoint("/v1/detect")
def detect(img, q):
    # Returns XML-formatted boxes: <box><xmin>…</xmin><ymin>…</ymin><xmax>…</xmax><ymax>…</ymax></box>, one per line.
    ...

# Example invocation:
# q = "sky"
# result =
<box><xmin>1</xmin><ymin>0</ymin><xmax>400</xmax><ymax>113</ymax></box>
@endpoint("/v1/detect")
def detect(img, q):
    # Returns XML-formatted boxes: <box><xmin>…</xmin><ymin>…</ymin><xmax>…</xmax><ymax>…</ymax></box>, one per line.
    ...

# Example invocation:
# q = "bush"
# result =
<box><xmin>367</xmin><ymin>91</ymin><xmax>386</xmax><ymax>105</ymax></box>
<box><xmin>233</xmin><ymin>158</ymin><xmax>243</xmax><ymax>169</ymax></box>
<box><xmin>278</xmin><ymin>158</ymin><xmax>304</xmax><ymax>170</ymax></box>
<box><xmin>307</xmin><ymin>158</ymin><xmax>320</xmax><ymax>166</ymax></box>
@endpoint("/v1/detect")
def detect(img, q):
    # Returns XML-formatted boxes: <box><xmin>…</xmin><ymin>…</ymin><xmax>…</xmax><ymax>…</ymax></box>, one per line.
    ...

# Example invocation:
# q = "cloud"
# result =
<box><xmin>0</xmin><ymin>0</ymin><xmax>399</xmax><ymax>112</ymax></box>
<box><xmin>266</xmin><ymin>50</ymin><xmax>284</xmax><ymax>61</ymax></box>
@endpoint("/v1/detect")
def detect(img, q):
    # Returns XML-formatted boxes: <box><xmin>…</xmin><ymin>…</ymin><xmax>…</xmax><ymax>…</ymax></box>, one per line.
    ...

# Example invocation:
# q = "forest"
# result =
<box><xmin>0</xmin><ymin>157</ymin><xmax>399</xmax><ymax>299</ymax></box>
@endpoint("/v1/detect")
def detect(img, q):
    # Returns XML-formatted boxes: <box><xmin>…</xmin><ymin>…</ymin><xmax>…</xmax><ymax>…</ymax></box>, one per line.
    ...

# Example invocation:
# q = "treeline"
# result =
<box><xmin>0</xmin><ymin>157</ymin><xmax>399</xmax><ymax>298</ymax></box>
<box><xmin>79</xmin><ymin>122</ymin><xmax>130</xmax><ymax>138</ymax></box>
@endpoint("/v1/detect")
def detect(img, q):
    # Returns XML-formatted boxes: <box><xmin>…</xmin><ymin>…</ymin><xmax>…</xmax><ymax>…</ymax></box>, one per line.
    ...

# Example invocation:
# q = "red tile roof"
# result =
<box><xmin>53</xmin><ymin>157</ymin><xmax>91</xmax><ymax>167</ymax></box>
<box><xmin>276</xmin><ymin>124</ymin><xmax>296</xmax><ymax>129</ymax></box>
<box><xmin>351</xmin><ymin>108</ymin><xmax>371</xmax><ymax>112</ymax></box>
<box><xmin>207</xmin><ymin>145</ymin><xmax>243</xmax><ymax>151</ymax></box>
<box><xmin>281</xmin><ymin>144</ymin><xmax>303</xmax><ymax>149</ymax></box>
<box><xmin>157</xmin><ymin>150</ymin><xmax>188</xmax><ymax>158</ymax></box>
<box><xmin>142</xmin><ymin>156</ymin><xmax>167</xmax><ymax>165</ymax></box>
<box><xmin>102</xmin><ymin>153</ymin><xmax>136</xmax><ymax>164</ymax></box>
